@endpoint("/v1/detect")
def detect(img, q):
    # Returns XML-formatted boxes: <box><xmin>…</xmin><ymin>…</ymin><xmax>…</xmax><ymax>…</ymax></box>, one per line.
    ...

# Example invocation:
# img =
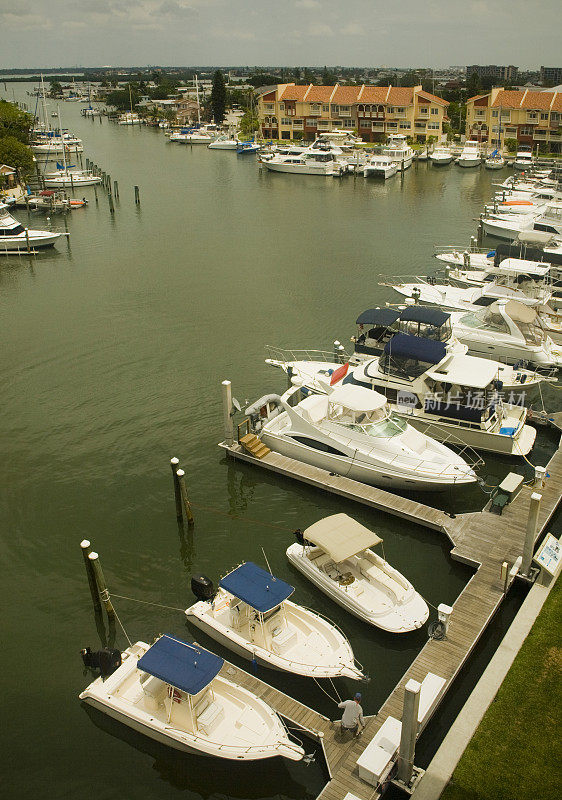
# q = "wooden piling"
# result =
<box><xmin>81</xmin><ymin>540</ymin><xmax>102</xmax><ymax>615</ymax></box>
<box><xmin>397</xmin><ymin>678</ymin><xmax>421</xmax><ymax>784</ymax></box>
<box><xmin>134</xmin><ymin>185</ymin><xmax>140</xmax><ymax>204</ymax></box>
<box><xmin>113</xmin><ymin>180</ymin><xmax>119</xmax><ymax>199</ymax></box>
<box><xmin>170</xmin><ymin>457</ymin><xmax>183</xmax><ymax>520</ymax></box>
<box><xmin>176</xmin><ymin>469</ymin><xmax>194</xmax><ymax>526</ymax></box>
<box><xmin>25</xmin><ymin>227</ymin><xmax>31</xmax><ymax>253</ymax></box>
<box><xmin>88</xmin><ymin>551</ymin><xmax>115</xmax><ymax>620</ymax></box>
<box><xmin>521</xmin><ymin>492</ymin><xmax>542</xmax><ymax>576</ymax></box>
<box><xmin>108</xmin><ymin>191</ymin><xmax>115</xmax><ymax>214</ymax></box>
<box><xmin>221</xmin><ymin>380</ymin><xmax>234</xmax><ymax>446</ymax></box>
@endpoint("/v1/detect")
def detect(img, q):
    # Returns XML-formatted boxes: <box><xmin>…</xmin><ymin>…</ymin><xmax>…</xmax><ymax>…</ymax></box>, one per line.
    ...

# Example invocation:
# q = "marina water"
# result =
<box><xmin>1</xmin><ymin>83</ymin><xmax>559</xmax><ymax>798</ymax></box>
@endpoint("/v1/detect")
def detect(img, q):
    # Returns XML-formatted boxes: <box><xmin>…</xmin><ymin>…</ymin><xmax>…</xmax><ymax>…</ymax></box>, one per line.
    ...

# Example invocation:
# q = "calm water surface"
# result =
<box><xmin>1</xmin><ymin>84</ymin><xmax>558</xmax><ymax>799</ymax></box>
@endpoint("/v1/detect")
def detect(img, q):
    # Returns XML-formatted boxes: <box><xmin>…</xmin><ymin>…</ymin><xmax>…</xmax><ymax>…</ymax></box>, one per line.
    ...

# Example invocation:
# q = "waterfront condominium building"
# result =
<box><xmin>465</xmin><ymin>87</ymin><xmax>562</xmax><ymax>152</ymax></box>
<box><xmin>540</xmin><ymin>66</ymin><xmax>562</xmax><ymax>86</ymax></box>
<box><xmin>466</xmin><ymin>65</ymin><xmax>519</xmax><ymax>82</ymax></box>
<box><xmin>256</xmin><ymin>84</ymin><xmax>449</xmax><ymax>143</ymax></box>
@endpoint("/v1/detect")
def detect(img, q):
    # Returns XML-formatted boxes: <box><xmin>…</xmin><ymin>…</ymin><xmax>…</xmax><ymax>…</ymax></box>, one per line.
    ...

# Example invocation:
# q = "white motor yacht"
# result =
<box><xmin>430</xmin><ymin>146</ymin><xmax>454</xmax><ymax>166</ymax></box>
<box><xmin>286</xmin><ymin>514</ymin><xmax>429</xmax><ymax>633</ymax></box>
<box><xmin>118</xmin><ymin>112</ymin><xmax>141</xmax><ymax>125</ymax></box>
<box><xmin>266</xmin><ymin>334</ymin><xmax>537</xmax><ymax>456</ymax></box>
<box><xmin>208</xmin><ymin>135</ymin><xmax>241</xmax><ymax>150</ymax></box>
<box><xmin>80</xmin><ymin>634</ymin><xmax>304</xmax><ymax>761</ymax></box>
<box><xmin>248</xmin><ymin>383</ymin><xmax>477</xmax><ymax>490</ymax></box>
<box><xmin>346</xmin><ymin>305</ymin><xmax>548</xmax><ymax>393</ymax></box>
<box><xmin>513</xmin><ymin>146</ymin><xmax>534</xmax><ymax>170</ymax></box>
<box><xmin>185</xmin><ymin>562</ymin><xmax>364</xmax><ymax>680</ymax></box>
<box><xmin>0</xmin><ymin>202</ymin><xmax>62</xmax><ymax>250</ymax></box>
<box><xmin>482</xmin><ymin>202</ymin><xmax>562</xmax><ymax>240</ymax></box>
<box><xmin>450</xmin><ymin>299</ymin><xmax>562</xmax><ymax>369</ymax></box>
<box><xmin>456</xmin><ymin>140</ymin><xmax>482</xmax><ymax>167</ymax></box>
<box><xmin>363</xmin><ymin>154</ymin><xmax>398</xmax><ymax>179</ymax></box>
<box><xmin>382</xmin><ymin>135</ymin><xmax>413</xmax><ymax>169</ymax></box>
<box><xmin>263</xmin><ymin>151</ymin><xmax>346</xmax><ymax>176</ymax></box>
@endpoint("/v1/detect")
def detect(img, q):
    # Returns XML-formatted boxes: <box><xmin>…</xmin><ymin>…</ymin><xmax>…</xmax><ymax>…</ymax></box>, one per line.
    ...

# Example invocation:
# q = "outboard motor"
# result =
<box><xmin>80</xmin><ymin>647</ymin><xmax>122</xmax><ymax>679</ymax></box>
<box><xmin>191</xmin><ymin>573</ymin><xmax>216</xmax><ymax>602</ymax></box>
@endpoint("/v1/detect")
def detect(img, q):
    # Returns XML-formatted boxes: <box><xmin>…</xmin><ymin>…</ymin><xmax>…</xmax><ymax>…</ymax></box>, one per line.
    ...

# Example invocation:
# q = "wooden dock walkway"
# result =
<box><xmin>219</xmin><ymin>438</ymin><xmax>562</xmax><ymax>800</ymax></box>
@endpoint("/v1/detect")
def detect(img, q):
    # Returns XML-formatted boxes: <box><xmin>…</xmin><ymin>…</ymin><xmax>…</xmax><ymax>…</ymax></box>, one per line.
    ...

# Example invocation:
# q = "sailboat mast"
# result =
<box><xmin>58</xmin><ymin>105</ymin><xmax>67</xmax><ymax>174</ymax></box>
<box><xmin>195</xmin><ymin>75</ymin><xmax>201</xmax><ymax>125</ymax></box>
<box><xmin>40</xmin><ymin>73</ymin><xmax>49</xmax><ymax>130</ymax></box>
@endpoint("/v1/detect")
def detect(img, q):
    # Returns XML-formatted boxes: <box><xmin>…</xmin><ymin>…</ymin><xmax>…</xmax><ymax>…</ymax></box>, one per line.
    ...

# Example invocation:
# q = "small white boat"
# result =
<box><xmin>263</xmin><ymin>151</ymin><xmax>346</xmax><ymax>176</ymax></box>
<box><xmin>80</xmin><ymin>634</ymin><xmax>304</xmax><ymax>761</ymax></box>
<box><xmin>430</xmin><ymin>146</ymin><xmax>454</xmax><ymax>166</ymax></box>
<box><xmin>363</xmin><ymin>154</ymin><xmax>398</xmax><ymax>179</ymax></box>
<box><xmin>513</xmin><ymin>146</ymin><xmax>534</xmax><ymax>171</ymax></box>
<box><xmin>286</xmin><ymin>514</ymin><xmax>429</xmax><ymax>633</ymax></box>
<box><xmin>118</xmin><ymin>112</ymin><xmax>141</xmax><ymax>125</ymax></box>
<box><xmin>208</xmin><ymin>135</ymin><xmax>240</xmax><ymax>150</ymax></box>
<box><xmin>185</xmin><ymin>562</ymin><xmax>364</xmax><ymax>680</ymax></box>
<box><xmin>44</xmin><ymin>169</ymin><xmax>102</xmax><ymax>188</ymax></box>
<box><xmin>0</xmin><ymin>202</ymin><xmax>62</xmax><ymax>250</ymax></box>
<box><xmin>456</xmin><ymin>140</ymin><xmax>482</xmax><ymax>168</ymax></box>
<box><xmin>485</xmin><ymin>153</ymin><xmax>506</xmax><ymax>170</ymax></box>
<box><xmin>252</xmin><ymin>383</ymin><xmax>477</xmax><ymax>490</ymax></box>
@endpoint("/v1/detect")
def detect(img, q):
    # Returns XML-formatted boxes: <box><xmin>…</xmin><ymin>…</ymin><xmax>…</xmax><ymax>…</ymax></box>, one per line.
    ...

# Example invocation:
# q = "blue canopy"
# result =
<box><xmin>399</xmin><ymin>307</ymin><xmax>450</xmax><ymax>327</ymax></box>
<box><xmin>137</xmin><ymin>634</ymin><xmax>223</xmax><ymax>695</ymax></box>
<box><xmin>356</xmin><ymin>308</ymin><xmax>401</xmax><ymax>326</ymax></box>
<box><xmin>219</xmin><ymin>562</ymin><xmax>294</xmax><ymax>613</ymax></box>
<box><xmin>384</xmin><ymin>333</ymin><xmax>447</xmax><ymax>364</ymax></box>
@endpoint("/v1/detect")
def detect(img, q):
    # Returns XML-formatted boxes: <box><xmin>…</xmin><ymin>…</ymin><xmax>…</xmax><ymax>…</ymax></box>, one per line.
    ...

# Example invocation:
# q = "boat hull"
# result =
<box><xmin>457</xmin><ymin>157</ymin><xmax>481</xmax><ymax>167</ymax></box>
<box><xmin>0</xmin><ymin>231</ymin><xmax>62</xmax><ymax>249</ymax></box>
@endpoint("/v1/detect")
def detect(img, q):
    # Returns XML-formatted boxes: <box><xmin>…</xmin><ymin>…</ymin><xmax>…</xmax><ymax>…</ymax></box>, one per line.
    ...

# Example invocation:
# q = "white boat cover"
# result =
<box><xmin>303</xmin><ymin>514</ymin><xmax>382</xmax><ymax>562</ymax></box>
<box><xmin>329</xmin><ymin>384</ymin><xmax>387</xmax><ymax>412</ymax></box>
<box><xmin>495</xmin><ymin>299</ymin><xmax>538</xmax><ymax>323</ymax></box>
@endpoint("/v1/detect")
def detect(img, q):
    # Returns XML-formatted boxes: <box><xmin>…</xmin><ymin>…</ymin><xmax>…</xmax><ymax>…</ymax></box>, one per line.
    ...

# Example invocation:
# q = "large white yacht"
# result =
<box><xmin>457</xmin><ymin>140</ymin><xmax>482</xmax><ymax>167</ymax></box>
<box><xmin>266</xmin><ymin>334</ymin><xmax>537</xmax><ymax>456</ymax></box>
<box><xmin>382</xmin><ymin>134</ymin><xmax>413</xmax><ymax>169</ymax></box>
<box><xmin>513</xmin><ymin>146</ymin><xmax>534</xmax><ymax>170</ymax></box>
<box><xmin>286</xmin><ymin>514</ymin><xmax>429</xmax><ymax>633</ymax></box>
<box><xmin>482</xmin><ymin>202</ymin><xmax>562</xmax><ymax>240</ymax></box>
<box><xmin>430</xmin><ymin>146</ymin><xmax>454</xmax><ymax>166</ymax></box>
<box><xmin>44</xmin><ymin>169</ymin><xmax>102</xmax><ymax>188</ymax></box>
<box><xmin>247</xmin><ymin>383</ymin><xmax>477</xmax><ymax>490</ymax></box>
<box><xmin>80</xmin><ymin>634</ymin><xmax>304</xmax><ymax>762</ymax></box>
<box><xmin>263</xmin><ymin>151</ymin><xmax>347</xmax><ymax>176</ymax></box>
<box><xmin>185</xmin><ymin>562</ymin><xmax>364</xmax><ymax>680</ymax></box>
<box><xmin>363</xmin><ymin>154</ymin><xmax>398</xmax><ymax>179</ymax></box>
<box><xmin>0</xmin><ymin>202</ymin><xmax>62</xmax><ymax>250</ymax></box>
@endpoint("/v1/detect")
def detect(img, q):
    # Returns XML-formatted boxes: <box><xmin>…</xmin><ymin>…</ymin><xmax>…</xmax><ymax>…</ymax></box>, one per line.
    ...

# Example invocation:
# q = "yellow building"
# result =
<box><xmin>465</xmin><ymin>87</ymin><xmax>562</xmax><ymax>152</ymax></box>
<box><xmin>256</xmin><ymin>84</ymin><xmax>449</xmax><ymax>143</ymax></box>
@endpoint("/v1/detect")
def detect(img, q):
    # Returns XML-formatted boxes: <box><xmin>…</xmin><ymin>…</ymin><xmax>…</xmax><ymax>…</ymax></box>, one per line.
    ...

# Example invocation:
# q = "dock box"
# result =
<box><xmin>356</xmin><ymin>716</ymin><xmax>401</xmax><ymax>787</ymax></box>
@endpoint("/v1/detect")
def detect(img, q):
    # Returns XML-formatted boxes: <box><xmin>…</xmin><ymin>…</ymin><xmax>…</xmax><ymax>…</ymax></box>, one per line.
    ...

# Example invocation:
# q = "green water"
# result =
<box><xmin>1</xmin><ymin>84</ymin><xmax>558</xmax><ymax>799</ymax></box>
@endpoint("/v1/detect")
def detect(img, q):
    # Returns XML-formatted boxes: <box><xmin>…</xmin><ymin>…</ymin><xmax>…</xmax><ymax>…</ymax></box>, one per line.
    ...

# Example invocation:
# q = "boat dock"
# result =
<box><xmin>218</xmin><ymin>433</ymin><xmax>561</xmax><ymax>800</ymax></box>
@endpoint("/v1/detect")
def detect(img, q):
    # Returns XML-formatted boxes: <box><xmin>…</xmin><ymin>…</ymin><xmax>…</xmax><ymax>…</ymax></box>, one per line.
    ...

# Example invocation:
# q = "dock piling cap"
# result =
<box><xmin>302</xmin><ymin>514</ymin><xmax>382</xmax><ymax>563</ymax></box>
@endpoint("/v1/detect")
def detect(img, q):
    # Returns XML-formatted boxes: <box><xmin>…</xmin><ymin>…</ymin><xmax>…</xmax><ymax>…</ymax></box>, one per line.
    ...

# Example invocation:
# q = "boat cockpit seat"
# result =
<box><xmin>358</xmin><ymin>558</ymin><xmax>408</xmax><ymax>602</ymax></box>
<box><xmin>141</xmin><ymin>674</ymin><xmax>167</xmax><ymax>711</ymax></box>
<box><xmin>194</xmin><ymin>691</ymin><xmax>225</xmax><ymax>735</ymax></box>
<box><xmin>300</xmin><ymin>395</ymin><xmax>329</xmax><ymax>424</ymax></box>
<box><xmin>307</xmin><ymin>547</ymin><xmax>325</xmax><ymax>561</ymax></box>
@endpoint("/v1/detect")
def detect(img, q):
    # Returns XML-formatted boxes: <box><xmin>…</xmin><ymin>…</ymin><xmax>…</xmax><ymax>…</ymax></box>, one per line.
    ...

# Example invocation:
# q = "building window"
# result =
<box><xmin>540</xmin><ymin>112</ymin><xmax>549</xmax><ymax>120</ymax></box>
<box><xmin>310</xmin><ymin>103</ymin><xmax>321</xmax><ymax>112</ymax></box>
<box><xmin>551</xmin><ymin>112</ymin><xmax>560</xmax><ymax>121</ymax></box>
<box><xmin>400</xmin><ymin>122</ymin><xmax>411</xmax><ymax>129</ymax></box>
<box><xmin>279</xmin><ymin>102</ymin><xmax>285</xmax><ymax>111</ymax></box>
<box><xmin>519</xmin><ymin>127</ymin><xmax>533</xmax><ymax>135</ymax></box>
<box><xmin>427</xmin><ymin>122</ymin><xmax>440</xmax><ymax>130</ymax></box>
<box><xmin>492</xmin><ymin>109</ymin><xmax>499</xmax><ymax>117</ymax></box>
<box><xmin>306</xmin><ymin>118</ymin><xmax>318</xmax><ymax>127</ymax></box>
<box><xmin>388</xmin><ymin>107</ymin><xmax>394</xmax><ymax>114</ymax></box>
<box><xmin>343</xmin><ymin>119</ymin><xmax>353</xmax><ymax>128</ymax></box>
<box><xmin>360</xmin><ymin>119</ymin><xmax>370</xmax><ymax>128</ymax></box>
<box><xmin>419</xmin><ymin>107</ymin><xmax>428</xmax><ymax>115</ymax></box>
<box><xmin>322</xmin><ymin>104</ymin><xmax>329</xmax><ymax>112</ymax></box>
<box><xmin>431</xmin><ymin>107</ymin><xmax>439</xmax><ymax>115</ymax></box>
<box><xmin>527</xmin><ymin>112</ymin><xmax>538</xmax><ymax>120</ymax></box>
<box><xmin>264</xmin><ymin>103</ymin><xmax>274</xmax><ymax>111</ymax></box>
<box><xmin>281</xmin><ymin>118</ymin><xmax>290</xmax><ymax>125</ymax></box>
<box><xmin>387</xmin><ymin>122</ymin><xmax>398</xmax><ymax>130</ymax></box>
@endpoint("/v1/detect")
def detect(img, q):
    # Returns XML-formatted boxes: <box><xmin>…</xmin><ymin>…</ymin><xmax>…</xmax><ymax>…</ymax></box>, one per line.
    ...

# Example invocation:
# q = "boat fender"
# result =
<box><xmin>81</xmin><ymin>646</ymin><xmax>122</xmax><ymax>678</ymax></box>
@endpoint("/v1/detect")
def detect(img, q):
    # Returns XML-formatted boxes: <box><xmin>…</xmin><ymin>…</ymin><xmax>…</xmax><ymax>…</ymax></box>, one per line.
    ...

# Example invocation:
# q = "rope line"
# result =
<box><xmin>113</xmin><ymin>605</ymin><xmax>133</xmax><ymax>648</ymax></box>
<box><xmin>110</xmin><ymin>593</ymin><xmax>186</xmax><ymax>613</ymax></box>
<box><xmin>313</xmin><ymin>676</ymin><xmax>341</xmax><ymax>705</ymax></box>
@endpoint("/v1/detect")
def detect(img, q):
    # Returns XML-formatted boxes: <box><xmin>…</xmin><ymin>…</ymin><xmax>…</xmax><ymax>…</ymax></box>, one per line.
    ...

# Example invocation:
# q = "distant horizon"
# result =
<box><xmin>0</xmin><ymin>64</ymin><xmax>553</xmax><ymax>73</ymax></box>
<box><xmin>1</xmin><ymin>0</ymin><xmax>559</xmax><ymax>71</ymax></box>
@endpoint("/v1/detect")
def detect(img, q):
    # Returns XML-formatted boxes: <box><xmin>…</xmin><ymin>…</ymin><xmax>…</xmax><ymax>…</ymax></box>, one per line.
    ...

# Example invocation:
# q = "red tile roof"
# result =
<box><xmin>386</xmin><ymin>87</ymin><xmax>414</xmax><ymax>105</ymax></box>
<box><xmin>332</xmin><ymin>85</ymin><xmax>361</xmax><ymax>103</ymax></box>
<box><xmin>491</xmin><ymin>90</ymin><xmax>525</xmax><ymax>109</ymax></box>
<box><xmin>305</xmin><ymin>85</ymin><xmax>335</xmax><ymax>102</ymax></box>
<box><xmin>466</xmin><ymin>94</ymin><xmax>487</xmax><ymax>104</ymax></box>
<box><xmin>280</xmin><ymin>84</ymin><xmax>311</xmax><ymax>101</ymax></box>
<box><xmin>417</xmin><ymin>90</ymin><xmax>449</xmax><ymax>106</ymax></box>
<box><xmin>520</xmin><ymin>91</ymin><xmax>554</xmax><ymax>110</ymax></box>
<box><xmin>551</xmin><ymin>93</ymin><xmax>562</xmax><ymax>112</ymax></box>
<box><xmin>359</xmin><ymin>86</ymin><xmax>391</xmax><ymax>103</ymax></box>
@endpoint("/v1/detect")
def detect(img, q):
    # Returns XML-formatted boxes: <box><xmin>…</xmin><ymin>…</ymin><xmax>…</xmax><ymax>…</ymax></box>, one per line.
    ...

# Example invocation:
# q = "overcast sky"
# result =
<box><xmin>1</xmin><ymin>0</ymin><xmax>559</xmax><ymax>70</ymax></box>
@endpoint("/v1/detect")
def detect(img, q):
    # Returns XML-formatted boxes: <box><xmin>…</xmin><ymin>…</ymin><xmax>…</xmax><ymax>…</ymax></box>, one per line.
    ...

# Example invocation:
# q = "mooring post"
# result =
<box><xmin>81</xmin><ymin>539</ymin><xmax>102</xmax><ymax>615</ymax></box>
<box><xmin>25</xmin><ymin>226</ymin><xmax>31</xmax><ymax>253</ymax></box>
<box><xmin>521</xmin><ymin>492</ymin><xmax>542</xmax><ymax>577</ymax></box>
<box><xmin>176</xmin><ymin>469</ymin><xmax>194</xmax><ymax>526</ymax></box>
<box><xmin>134</xmin><ymin>185</ymin><xmax>140</xmax><ymax>204</ymax></box>
<box><xmin>333</xmin><ymin>340</ymin><xmax>341</xmax><ymax>361</ymax></box>
<box><xmin>170</xmin><ymin>457</ymin><xmax>183</xmax><ymax>520</ymax></box>
<box><xmin>108</xmin><ymin>191</ymin><xmax>115</xmax><ymax>214</ymax></box>
<box><xmin>222</xmin><ymin>380</ymin><xmax>234</xmax><ymax>446</ymax></box>
<box><xmin>500</xmin><ymin>561</ymin><xmax>509</xmax><ymax>594</ymax></box>
<box><xmin>113</xmin><ymin>180</ymin><xmax>119</xmax><ymax>199</ymax></box>
<box><xmin>397</xmin><ymin>678</ymin><xmax>421</xmax><ymax>785</ymax></box>
<box><xmin>88</xmin><ymin>551</ymin><xmax>115</xmax><ymax>620</ymax></box>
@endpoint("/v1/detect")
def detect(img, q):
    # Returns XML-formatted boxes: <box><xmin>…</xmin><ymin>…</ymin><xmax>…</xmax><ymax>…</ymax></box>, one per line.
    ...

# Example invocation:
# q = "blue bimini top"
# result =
<box><xmin>219</xmin><ymin>562</ymin><xmax>294</xmax><ymax>613</ymax></box>
<box><xmin>384</xmin><ymin>333</ymin><xmax>447</xmax><ymax>364</ymax></box>
<box><xmin>137</xmin><ymin>634</ymin><xmax>223</xmax><ymax>695</ymax></box>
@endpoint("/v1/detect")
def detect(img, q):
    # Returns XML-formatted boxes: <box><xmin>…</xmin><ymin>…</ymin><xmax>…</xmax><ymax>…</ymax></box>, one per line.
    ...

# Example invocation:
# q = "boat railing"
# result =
<box><xmin>265</xmin><ymin>344</ymin><xmax>349</xmax><ymax>366</ymax></box>
<box><xmin>433</xmin><ymin>244</ymin><xmax>493</xmax><ymax>255</ymax></box>
<box><xmin>300</xmin><ymin>604</ymin><xmax>365</xmax><ymax>675</ymax></box>
<box><xmin>378</xmin><ymin>273</ymin><xmax>451</xmax><ymax>288</ymax></box>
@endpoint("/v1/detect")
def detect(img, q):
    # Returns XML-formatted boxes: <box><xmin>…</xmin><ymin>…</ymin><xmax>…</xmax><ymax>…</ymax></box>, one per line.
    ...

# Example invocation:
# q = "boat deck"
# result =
<box><xmin>218</xmin><ymin>438</ymin><xmax>562</xmax><ymax>800</ymax></box>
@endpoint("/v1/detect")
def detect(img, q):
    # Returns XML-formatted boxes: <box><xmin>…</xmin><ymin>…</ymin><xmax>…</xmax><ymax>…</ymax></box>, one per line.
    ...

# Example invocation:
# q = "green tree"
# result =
<box><xmin>303</xmin><ymin>68</ymin><xmax>314</xmax><ymax>84</ymax></box>
<box><xmin>104</xmin><ymin>85</ymin><xmax>140</xmax><ymax>111</ymax></box>
<box><xmin>0</xmin><ymin>135</ymin><xmax>34</xmax><ymax>176</ymax></box>
<box><xmin>0</xmin><ymin>100</ymin><xmax>32</xmax><ymax>144</ymax></box>
<box><xmin>504</xmin><ymin>138</ymin><xmax>518</xmax><ymax>153</ymax></box>
<box><xmin>293</xmin><ymin>67</ymin><xmax>301</xmax><ymax>83</ymax></box>
<box><xmin>49</xmin><ymin>80</ymin><xmax>63</xmax><ymax>97</ymax></box>
<box><xmin>240</xmin><ymin>109</ymin><xmax>259</xmax><ymax>138</ymax></box>
<box><xmin>467</xmin><ymin>71</ymin><xmax>481</xmax><ymax>93</ymax></box>
<box><xmin>211</xmin><ymin>70</ymin><xmax>227</xmax><ymax>123</ymax></box>
<box><xmin>322</xmin><ymin>66</ymin><xmax>336</xmax><ymax>85</ymax></box>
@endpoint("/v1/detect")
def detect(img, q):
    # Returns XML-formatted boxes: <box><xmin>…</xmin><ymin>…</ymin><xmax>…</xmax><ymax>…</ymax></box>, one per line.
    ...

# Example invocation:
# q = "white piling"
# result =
<box><xmin>222</xmin><ymin>380</ymin><xmax>234</xmax><ymax>446</ymax></box>
<box><xmin>397</xmin><ymin>678</ymin><xmax>421</xmax><ymax>784</ymax></box>
<box><xmin>521</xmin><ymin>492</ymin><xmax>542</xmax><ymax>577</ymax></box>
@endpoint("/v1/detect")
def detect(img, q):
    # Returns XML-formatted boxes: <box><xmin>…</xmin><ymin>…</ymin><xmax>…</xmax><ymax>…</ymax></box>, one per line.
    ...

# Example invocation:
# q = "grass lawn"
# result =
<box><xmin>441</xmin><ymin>575</ymin><xmax>561</xmax><ymax>800</ymax></box>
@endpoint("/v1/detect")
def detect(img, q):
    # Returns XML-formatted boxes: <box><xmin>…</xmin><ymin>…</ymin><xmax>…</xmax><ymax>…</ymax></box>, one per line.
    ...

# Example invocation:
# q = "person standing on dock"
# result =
<box><xmin>338</xmin><ymin>693</ymin><xmax>365</xmax><ymax>737</ymax></box>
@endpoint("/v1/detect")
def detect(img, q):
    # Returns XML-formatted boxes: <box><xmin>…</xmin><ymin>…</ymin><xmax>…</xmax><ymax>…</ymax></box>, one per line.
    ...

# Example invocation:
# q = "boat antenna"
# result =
<box><xmin>261</xmin><ymin>547</ymin><xmax>273</xmax><ymax>575</ymax></box>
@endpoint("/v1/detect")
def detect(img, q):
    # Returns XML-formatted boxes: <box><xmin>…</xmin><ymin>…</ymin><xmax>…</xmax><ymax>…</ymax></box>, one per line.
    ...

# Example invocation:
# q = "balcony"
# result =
<box><xmin>338</xmin><ymin>110</ymin><xmax>352</xmax><ymax>118</ymax></box>
<box><xmin>533</xmin><ymin>131</ymin><xmax>562</xmax><ymax>142</ymax></box>
<box><xmin>371</xmin><ymin>123</ymin><xmax>385</xmax><ymax>132</ymax></box>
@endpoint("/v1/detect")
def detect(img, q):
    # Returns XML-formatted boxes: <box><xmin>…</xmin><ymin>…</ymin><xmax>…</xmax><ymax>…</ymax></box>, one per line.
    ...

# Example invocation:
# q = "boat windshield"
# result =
<box><xmin>459</xmin><ymin>310</ymin><xmax>510</xmax><ymax>333</ymax></box>
<box><xmin>336</xmin><ymin>409</ymin><xmax>407</xmax><ymax>438</ymax></box>
<box><xmin>399</xmin><ymin>319</ymin><xmax>452</xmax><ymax>342</ymax></box>
<box><xmin>518</xmin><ymin>322</ymin><xmax>545</xmax><ymax>344</ymax></box>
